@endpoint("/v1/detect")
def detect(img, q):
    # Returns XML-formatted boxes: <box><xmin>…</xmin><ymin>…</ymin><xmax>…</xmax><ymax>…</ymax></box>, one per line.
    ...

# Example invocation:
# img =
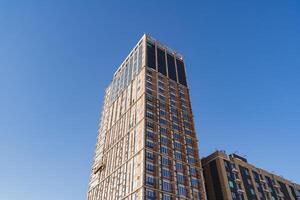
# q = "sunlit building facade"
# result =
<box><xmin>87</xmin><ymin>34</ymin><xmax>206</xmax><ymax>200</ymax></box>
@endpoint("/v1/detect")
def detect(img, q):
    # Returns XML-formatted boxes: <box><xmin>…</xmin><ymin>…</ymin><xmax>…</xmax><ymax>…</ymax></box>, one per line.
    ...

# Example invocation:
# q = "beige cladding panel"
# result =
<box><xmin>136</xmin><ymin>96</ymin><xmax>145</xmax><ymax>123</ymax></box>
<box><xmin>126</xmin><ymin>82</ymin><xmax>132</xmax><ymax>110</ymax></box>
<box><xmin>131</xmin><ymin>76</ymin><xmax>137</xmax><ymax>104</ymax></box>
<box><xmin>136</xmin><ymin>68</ymin><xmax>145</xmax><ymax>99</ymax></box>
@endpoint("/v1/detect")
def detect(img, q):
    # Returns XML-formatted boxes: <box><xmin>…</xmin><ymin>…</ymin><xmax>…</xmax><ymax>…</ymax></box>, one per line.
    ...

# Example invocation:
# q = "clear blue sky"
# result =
<box><xmin>0</xmin><ymin>1</ymin><xmax>299</xmax><ymax>200</ymax></box>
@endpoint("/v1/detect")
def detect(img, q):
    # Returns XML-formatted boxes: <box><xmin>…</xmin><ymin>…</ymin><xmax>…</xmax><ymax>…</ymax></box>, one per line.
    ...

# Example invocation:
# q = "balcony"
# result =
<box><xmin>237</xmin><ymin>189</ymin><xmax>244</xmax><ymax>193</ymax></box>
<box><xmin>274</xmin><ymin>184</ymin><xmax>280</xmax><ymax>188</ymax></box>
<box><xmin>235</xmin><ymin>178</ymin><xmax>242</xmax><ymax>183</ymax></box>
<box><xmin>232</xmin><ymin>168</ymin><xmax>239</xmax><ymax>173</ymax></box>
<box><xmin>260</xmin><ymin>178</ymin><xmax>266</xmax><ymax>183</ymax></box>
<box><xmin>263</xmin><ymin>188</ymin><xmax>270</xmax><ymax>193</ymax></box>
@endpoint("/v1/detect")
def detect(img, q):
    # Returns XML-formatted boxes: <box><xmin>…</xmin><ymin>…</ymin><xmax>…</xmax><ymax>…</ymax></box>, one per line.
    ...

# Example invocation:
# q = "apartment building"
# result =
<box><xmin>202</xmin><ymin>151</ymin><xmax>300</xmax><ymax>200</ymax></box>
<box><xmin>87</xmin><ymin>34</ymin><xmax>206</xmax><ymax>200</ymax></box>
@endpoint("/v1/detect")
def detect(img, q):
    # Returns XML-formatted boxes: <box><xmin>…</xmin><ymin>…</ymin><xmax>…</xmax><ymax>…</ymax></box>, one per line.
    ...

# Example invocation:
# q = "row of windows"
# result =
<box><xmin>146</xmin><ymin>122</ymin><xmax>194</xmax><ymax>143</ymax></box>
<box><xmin>146</xmin><ymin>190</ymin><xmax>171</xmax><ymax>200</ymax></box>
<box><xmin>145</xmin><ymin>180</ymin><xmax>199</xmax><ymax>199</ymax></box>
<box><xmin>224</xmin><ymin>160</ymin><xmax>298</xmax><ymax>200</ymax></box>
<box><xmin>146</xmin><ymin>42</ymin><xmax>187</xmax><ymax>86</ymax></box>
<box><xmin>110</xmin><ymin>43</ymin><xmax>143</xmax><ymax>103</ymax></box>
<box><xmin>146</xmin><ymin>139</ymin><xmax>196</xmax><ymax>161</ymax></box>
<box><xmin>145</xmin><ymin>151</ymin><xmax>199</xmax><ymax>175</ymax></box>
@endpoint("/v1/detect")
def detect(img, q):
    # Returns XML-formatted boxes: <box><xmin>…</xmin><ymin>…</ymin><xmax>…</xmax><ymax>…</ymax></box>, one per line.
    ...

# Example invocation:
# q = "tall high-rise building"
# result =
<box><xmin>201</xmin><ymin>151</ymin><xmax>300</xmax><ymax>200</ymax></box>
<box><xmin>87</xmin><ymin>34</ymin><xmax>206</xmax><ymax>200</ymax></box>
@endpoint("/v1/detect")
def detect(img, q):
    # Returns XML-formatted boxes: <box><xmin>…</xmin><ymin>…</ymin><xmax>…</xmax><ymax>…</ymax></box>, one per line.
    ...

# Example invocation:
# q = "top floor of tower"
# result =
<box><xmin>108</xmin><ymin>34</ymin><xmax>188</xmax><ymax>102</ymax></box>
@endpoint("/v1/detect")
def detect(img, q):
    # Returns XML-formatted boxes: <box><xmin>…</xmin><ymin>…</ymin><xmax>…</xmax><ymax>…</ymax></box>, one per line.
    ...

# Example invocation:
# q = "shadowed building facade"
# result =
<box><xmin>87</xmin><ymin>34</ymin><xmax>206</xmax><ymax>200</ymax></box>
<box><xmin>202</xmin><ymin>151</ymin><xmax>300</xmax><ymax>200</ymax></box>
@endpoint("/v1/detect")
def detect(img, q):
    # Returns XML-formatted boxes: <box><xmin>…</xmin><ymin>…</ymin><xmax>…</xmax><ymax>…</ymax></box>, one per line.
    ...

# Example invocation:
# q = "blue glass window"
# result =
<box><xmin>146</xmin><ymin>176</ymin><xmax>155</xmax><ymax>186</ymax></box>
<box><xmin>162</xmin><ymin>181</ymin><xmax>172</xmax><ymax>192</ymax></box>
<box><xmin>161</xmin><ymin>157</ymin><xmax>170</xmax><ymax>165</ymax></box>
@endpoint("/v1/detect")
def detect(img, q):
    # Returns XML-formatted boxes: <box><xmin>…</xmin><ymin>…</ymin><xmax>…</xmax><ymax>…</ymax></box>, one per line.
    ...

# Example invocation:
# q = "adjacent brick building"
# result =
<box><xmin>202</xmin><ymin>151</ymin><xmax>300</xmax><ymax>200</ymax></box>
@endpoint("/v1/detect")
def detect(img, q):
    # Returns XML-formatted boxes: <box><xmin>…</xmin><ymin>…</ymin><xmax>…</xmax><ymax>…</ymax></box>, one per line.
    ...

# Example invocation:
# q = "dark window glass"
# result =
<box><xmin>240</xmin><ymin>166</ymin><xmax>260</xmax><ymax>200</ymax></box>
<box><xmin>157</xmin><ymin>48</ymin><xmax>167</xmax><ymax>75</ymax></box>
<box><xmin>289</xmin><ymin>185</ymin><xmax>297</xmax><ymax>200</ymax></box>
<box><xmin>278</xmin><ymin>181</ymin><xmax>291</xmax><ymax>200</ymax></box>
<box><xmin>167</xmin><ymin>54</ymin><xmax>177</xmax><ymax>81</ymax></box>
<box><xmin>146</xmin><ymin>42</ymin><xmax>156</xmax><ymax>69</ymax></box>
<box><xmin>210</xmin><ymin>160</ymin><xmax>224</xmax><ymax>200</ymax></box>
<box><xmin>176</xmin><ymin>59</ymin><xmax>187</xmax><ymax>86</ymax></box>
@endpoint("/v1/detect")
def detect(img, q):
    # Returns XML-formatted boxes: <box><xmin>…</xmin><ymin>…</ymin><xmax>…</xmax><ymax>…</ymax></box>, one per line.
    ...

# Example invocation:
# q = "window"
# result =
<box><xmin>161</xmin><ymin>157</ymin><xmax>170</xmax><ymax>165</ymax></box>
<box><xmin>167</xmin><ymin>54</ymin><xmax>177</xmax><ymax>81</ymax></box>
<box><xmin>173</xmin><ymin>133</ymin><xmax>180</xmax><ymax>140</ymax></box>
<box><xmin>162</xmin><ymin>194</ymin><xmax>171</xmax><ymax>200</ymax></box>
<box><xmin>191</xmin><ymin>178</ymin><xmax>198</xmax><ymax>187</ymax></box>
<box><xmin>146</xmin><ymin>163</ymin><xmax>155</xmax><ymax>172</ymax></box>
<box><xmin>247</xmin><ymin>178</ymin><xmax>252</xmax><ymax>185</ymax></box>
<box><xmin>188</xmin><ymin>156</ymin><xmax>196</xmax><ymax>164</ymax></box>
<box><xmin>229</xmin><ymin>181</ymin><xmax>234</xmax><ymax>188</ymax></box>
<box><xmin>146</xmin><ymin>42</ymin><xmax>156</xmax><ymax>69</ymax></box>
<box><xmin>176</xmin><ymin>59</ymin><xmax>186</xmax><ymax>86</ymax></box>
<box><xmin>177</xmin><ymin>174</ymin><xmax>184</xmax><ymax>183</ymax></box>
<box><xmin>157</xmin><ymin>48</ymin><xmax>167</xmax><ymax>75</ymax></box>
<box><xmin>178</xmin><ymin>185</ymin><xmax>186</xmax><ymax>196</ymax></box>
<box><xmin>162</xmin><ymin>168</ymin><xmax>170</xmax><ymax>177</ymax></box>
<box><xmin>158</xmin><ymin>87</ymin><xmax>165</xmax><ymax>94</ymax></box>
<box><xmin>172</xmin><ymin>116</ymin><xmax>179</xmax><ymax>123</ymax></box>
<box><xmin>184</xmin><ymin>121</ymin><xmax>191</xmax><ymax>129</ymax></box>
<box><xmin>162</xmin><ymin>181</ymin><xmax>171</xmax><ymax>192</ymax></box>
<box><xmin>184</xmin><ymin>129</ymin><xmax>192</xmax><ymax>135</ymax></box>
<box><xmin>159</xmin><ymin>110</ymin><xmax>166</xmax><ymax>116</ymax></box>
<box><xmin>190</xmin><ymin>167</ymin><xmax>197</xmax><ymax>176</ymax></box>
<box><xmin>170</xmin><ymin>107</ymin><xmax>177</xmax><ymax>115</ymax></box>
<box><xmin>159</xmin><ymin>118</ymin><xmax>167</xmax><ymax>125</ymax></box>
<box><xmin>146</xmin><ymin>189</ymin><xmax>155</xmax><ymax>200</ymax></box>
<box><xmin>147</xmin><ymin>121</ymin><xmax>154</xmax><ymax>130</ymax></box>
<box><xmin>174</xmin><ymin>141</ymin><xmax>182</xmax><ymax>149</ymax></box>
<box><xmin>159</xmin><ymin>95</ymin><xmax>166</xmax><ymax>101</ymax></box>
<box><xmin>161</xmin><ymin>137</ymin><xmax>169</xmax><ymax>145</ymax></box>
<box><xmin>172</xmin><ymin>124</ymin><xmax>180</xmax><ymax>131</ymax></box>
<box><xmin>161</xmin><ymin>146</ymin><xmax>168</xmax><ymax>154</ymax></box>
<box><xmin>186</xmin><ymin>137</ymin><xmax>192</xmax><ymax>145</ymax></box>
<box><xmin>146</xmin><ymin>151</ymin><xmax>154</xmax><ymax>160</ymax></box>
<box><xmin>146</xmin><ymin>74</ymin><xmax>152</xmax><ymax>82</ymax></box>
<box><xmin>159</xmin><ymin>102</ymin><xmax>166</xmax><ymax>110</ymax></box>
<box><xmin>146</xmin><ymin>140</ymin><xmax>155</xmax><ymax>149</ymax></box>
<box><xmin>146</xmin><ymin>88</ymin><xmax>153</xmax><ymax>95</ymax></box>
<box><xmin>158</xmin><ymin>80</ymin><xmax>164</xmax><ymax>88</ymax></box>
<box><xmin>170</xmin><ymin>93</ymin><xmax>176</xmax><ymax>100</ymax></box>
<box><xmin>146</xmin><ymin>103</ymin><xmax>154</xmax><ymax>111</ymax></box>
<box><xmin>245</xmin><ymin>169</ymin><xmax>250</xmax><ymax>176</ymax></box>
<box><xmin>146</xmin><ymin>81</ymin><xmax>153</xmax><ymax>88</ymax></box>
<box><xmin>146</xmin><ymin>175</ymin><xmax>155</xmax><ymax>186</ymax></box>
<box><xmin>187</xmin><ymin>146</ymin><xmax>193</xmax><ymax>154</ymax></box>
<box><xmin>175</xmin><ymin>151</ymin><xmax>182</xmax><ymax>160</ymax></box>
<box><xmin>160</xmin><ymin>127</ymin><xmax>168</xmax><ymax>135</ymax></box>
<box><xmin>231</xmin><ymin>192</ymin><xmax>236</xmax><ymax>199</ymax></box>
<box><xmin>146</xmin><ymin>94</ymin><xmax>154</xmax><ymax>102</ymax></box>
<box><xmin>146</xmin><ymin>131</ymin><xmax>154</xmax><ymax>139</ymax></box>
<box><xmin>158</xmin><ymin>74</ymin><xmax>164</xmax><ymax>81</ymax></box>
<box><xmin>146</xmin><ymin>111</ymin><xmax>154</xmax><ymax>119</ymax></box>
<box><xmin>176</xmin><ymin>162</ymin><xmax>183</xmax><ymax>171</ymax></box>
<box><xmin>170</xmin><ymin>100</ymin><xmax>176</xmax><ymax>106</ymax></box>
<box><xmin>169</xmin><ymin>81</ymin><xmax>176</xmax><ymax>88</ymax></box>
